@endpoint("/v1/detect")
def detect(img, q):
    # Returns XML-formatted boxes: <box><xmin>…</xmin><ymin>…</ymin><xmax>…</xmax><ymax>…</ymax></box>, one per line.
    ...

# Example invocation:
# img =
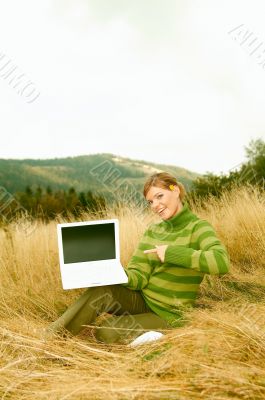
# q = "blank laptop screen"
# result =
<box><xmin>61</xmin><ymin>223</ymin><xmax>116</xmax><ymax>264</ymax></box>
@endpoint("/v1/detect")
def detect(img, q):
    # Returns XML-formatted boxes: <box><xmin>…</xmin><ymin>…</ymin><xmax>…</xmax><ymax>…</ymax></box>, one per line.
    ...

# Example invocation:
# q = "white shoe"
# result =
<box><xmin>128</xmin><ymin>331</ymin><xmax>164</xmax><ymax>347</ymax></box>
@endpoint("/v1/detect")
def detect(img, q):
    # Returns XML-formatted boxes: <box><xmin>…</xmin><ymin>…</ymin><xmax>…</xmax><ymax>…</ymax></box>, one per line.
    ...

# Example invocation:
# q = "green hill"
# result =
<box><xmin>0</xmin><ymin>153</ymin><xmax>200</xmax><ymax>198</ymax></box>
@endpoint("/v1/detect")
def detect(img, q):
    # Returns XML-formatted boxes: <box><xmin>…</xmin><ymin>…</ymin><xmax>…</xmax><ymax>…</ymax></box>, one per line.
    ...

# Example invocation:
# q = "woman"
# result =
<box><xmin>46</xmin><ymin>172</ymin><xmax>230</xmax><ymax>344</ymax></box>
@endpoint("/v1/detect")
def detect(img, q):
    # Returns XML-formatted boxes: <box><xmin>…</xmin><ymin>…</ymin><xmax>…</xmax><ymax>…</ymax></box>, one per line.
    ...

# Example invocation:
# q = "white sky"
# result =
<box><xmin>0</xmin><ymin>0</ymin><xmax>265</xmax><ymax>174</ymax></box>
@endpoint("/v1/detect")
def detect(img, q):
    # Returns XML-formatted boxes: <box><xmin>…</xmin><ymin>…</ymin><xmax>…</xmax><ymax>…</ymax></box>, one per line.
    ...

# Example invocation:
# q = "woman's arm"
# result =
<box><xmin>121</xmin><ymin>230</ymin><xmax>153</xmax><ymax>290</ymax></box>
<box><xmin>164</xmin><ymin>220</ymin><xmax>230</xmax><ymax>275</ymax></box>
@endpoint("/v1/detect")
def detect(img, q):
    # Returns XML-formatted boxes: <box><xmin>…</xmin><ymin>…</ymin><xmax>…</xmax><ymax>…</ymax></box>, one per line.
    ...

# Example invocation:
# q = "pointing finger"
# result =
<box><xmin>144</xmin><ymin>248</ymin><xmax>157</xmax><ymax>254</ymax></box>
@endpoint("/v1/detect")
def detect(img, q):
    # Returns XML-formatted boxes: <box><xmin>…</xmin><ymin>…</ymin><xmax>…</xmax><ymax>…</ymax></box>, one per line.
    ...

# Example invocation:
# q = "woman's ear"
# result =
<box><xmin>174</xmin><ymin>185</ymin><xmax>180</xmax><ymax>197</ymax></box>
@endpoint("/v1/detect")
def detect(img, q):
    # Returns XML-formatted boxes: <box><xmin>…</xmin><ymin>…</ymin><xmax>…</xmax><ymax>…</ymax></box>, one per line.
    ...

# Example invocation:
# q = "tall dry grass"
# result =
<box><xmin>0</xmin><ymin>185</ymin><xmax>265</xmax><ymax>399</ymax></box>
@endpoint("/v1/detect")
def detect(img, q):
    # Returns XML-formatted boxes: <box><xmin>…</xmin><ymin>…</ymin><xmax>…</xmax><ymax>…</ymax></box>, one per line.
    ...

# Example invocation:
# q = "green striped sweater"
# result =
<box><xmin>122</xmin><ymin>203</ymin><xmax>230</xmax><ymax>327</ymax></box>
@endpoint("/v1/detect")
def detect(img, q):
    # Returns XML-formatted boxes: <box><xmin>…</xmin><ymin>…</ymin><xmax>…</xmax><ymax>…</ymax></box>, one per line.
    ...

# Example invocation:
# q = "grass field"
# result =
<box><xmin>0</xmin><ymin>186</ymin><xmax>265</xmax><ymax>399</ymax></box>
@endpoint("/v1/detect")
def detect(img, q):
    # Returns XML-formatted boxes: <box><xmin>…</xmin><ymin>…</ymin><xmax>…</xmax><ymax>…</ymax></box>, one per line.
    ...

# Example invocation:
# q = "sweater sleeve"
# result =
<box><xmin>164</xmin><ymin>220</ymin><xmax>230</xmax><ymax>275</ymax></box>
<box><xmin>121</xmin><ymin>229</ymin><xmax>153</xmax><ymax>290</ymax></box>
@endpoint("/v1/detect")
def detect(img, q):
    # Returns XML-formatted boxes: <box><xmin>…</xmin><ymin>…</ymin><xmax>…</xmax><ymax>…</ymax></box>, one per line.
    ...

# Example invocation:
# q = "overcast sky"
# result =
<box><xmin>0</xmin><ymin>0</ymin><xmax>265</xmax><ymax>174</ymax></box>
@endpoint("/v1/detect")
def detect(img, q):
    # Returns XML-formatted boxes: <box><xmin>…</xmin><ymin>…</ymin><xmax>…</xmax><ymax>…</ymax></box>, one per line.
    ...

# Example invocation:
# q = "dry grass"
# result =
<box><xmin>0</xmin><ymin>186</ymin><xmax>265</xmax><ymax>399</ymax></box>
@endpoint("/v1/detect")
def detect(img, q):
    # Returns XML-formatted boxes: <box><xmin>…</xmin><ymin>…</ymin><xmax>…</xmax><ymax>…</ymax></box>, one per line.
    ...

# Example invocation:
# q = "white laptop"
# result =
<box><xmin>57</xmin><ymin>218</ymin><xmax>128</xmax><ymax>290</ymax></box>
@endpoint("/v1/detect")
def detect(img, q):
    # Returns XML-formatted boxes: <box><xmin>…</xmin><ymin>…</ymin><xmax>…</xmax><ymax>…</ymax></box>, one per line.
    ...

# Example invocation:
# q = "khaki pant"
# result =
<box><xmin>47</xmin><ymin>284</ymin><xmax>172</xmax><ymax>344</ymax></box>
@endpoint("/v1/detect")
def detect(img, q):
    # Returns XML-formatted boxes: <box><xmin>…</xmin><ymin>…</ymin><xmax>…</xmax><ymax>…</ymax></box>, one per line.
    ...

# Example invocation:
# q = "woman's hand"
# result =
<box><xmin>144</xmin><ymin>245</ymin><xmax>168</xmax><ymax>263</ymax></box>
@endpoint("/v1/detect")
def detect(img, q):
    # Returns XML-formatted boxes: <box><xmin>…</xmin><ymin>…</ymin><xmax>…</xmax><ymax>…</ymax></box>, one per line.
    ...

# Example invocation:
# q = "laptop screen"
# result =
<box><xmin>61</xmin><ymin>222</ymin><xmax>116</xmax><ymax>264</ymax></box>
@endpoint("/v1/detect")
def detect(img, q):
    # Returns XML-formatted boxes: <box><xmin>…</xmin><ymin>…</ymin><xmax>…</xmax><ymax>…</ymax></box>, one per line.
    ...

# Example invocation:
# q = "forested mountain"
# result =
<box><xmin>0</xmin><ymin>153</ymin><xmax>200</xmax><ymax>198</ymax></box>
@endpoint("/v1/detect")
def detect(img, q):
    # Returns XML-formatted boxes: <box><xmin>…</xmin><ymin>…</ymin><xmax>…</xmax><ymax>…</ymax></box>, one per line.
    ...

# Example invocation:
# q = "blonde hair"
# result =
<box><xmin>143</xmin><ymin>172</ymin><xmax>186</xmax><ymax>202</ymax></box>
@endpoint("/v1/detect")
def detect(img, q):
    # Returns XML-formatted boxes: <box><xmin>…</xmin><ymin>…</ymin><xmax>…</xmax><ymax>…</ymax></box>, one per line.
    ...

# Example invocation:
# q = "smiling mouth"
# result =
<box><xmin>158</xmin><ymin>208</ymin><xmax>166</xmax><ymax>215</ymax></box>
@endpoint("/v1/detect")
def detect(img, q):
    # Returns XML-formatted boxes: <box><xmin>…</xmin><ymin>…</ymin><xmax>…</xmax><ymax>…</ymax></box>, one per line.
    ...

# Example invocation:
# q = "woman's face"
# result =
<box><xmin>145</xmin><ymin>185</ymin><xmax>182</xmax><ymax>220</ymax></box>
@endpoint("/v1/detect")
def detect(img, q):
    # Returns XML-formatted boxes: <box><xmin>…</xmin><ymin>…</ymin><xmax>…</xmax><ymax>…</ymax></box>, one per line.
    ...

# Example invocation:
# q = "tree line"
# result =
<box><xmin>189</xmin><ymin>138</ymin><xmax>265</xmax><ymax>199</ymax></box>
<box><xmin>15</xmin><ymin>187</ymin><xmax>107</xmax><ymax>220</ymax></box>
<box><xmin>0</xmin><ymin>139</ymin><xmax>264</xmax><ymax>224</ymax></box>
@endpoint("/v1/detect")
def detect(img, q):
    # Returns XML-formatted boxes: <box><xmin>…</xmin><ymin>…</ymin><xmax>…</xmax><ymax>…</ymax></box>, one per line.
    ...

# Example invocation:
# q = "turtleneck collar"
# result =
<box><xmin>160</xmin><ymin>202</ymin><xmax>198</xmax><ymax>230</ymax></box>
